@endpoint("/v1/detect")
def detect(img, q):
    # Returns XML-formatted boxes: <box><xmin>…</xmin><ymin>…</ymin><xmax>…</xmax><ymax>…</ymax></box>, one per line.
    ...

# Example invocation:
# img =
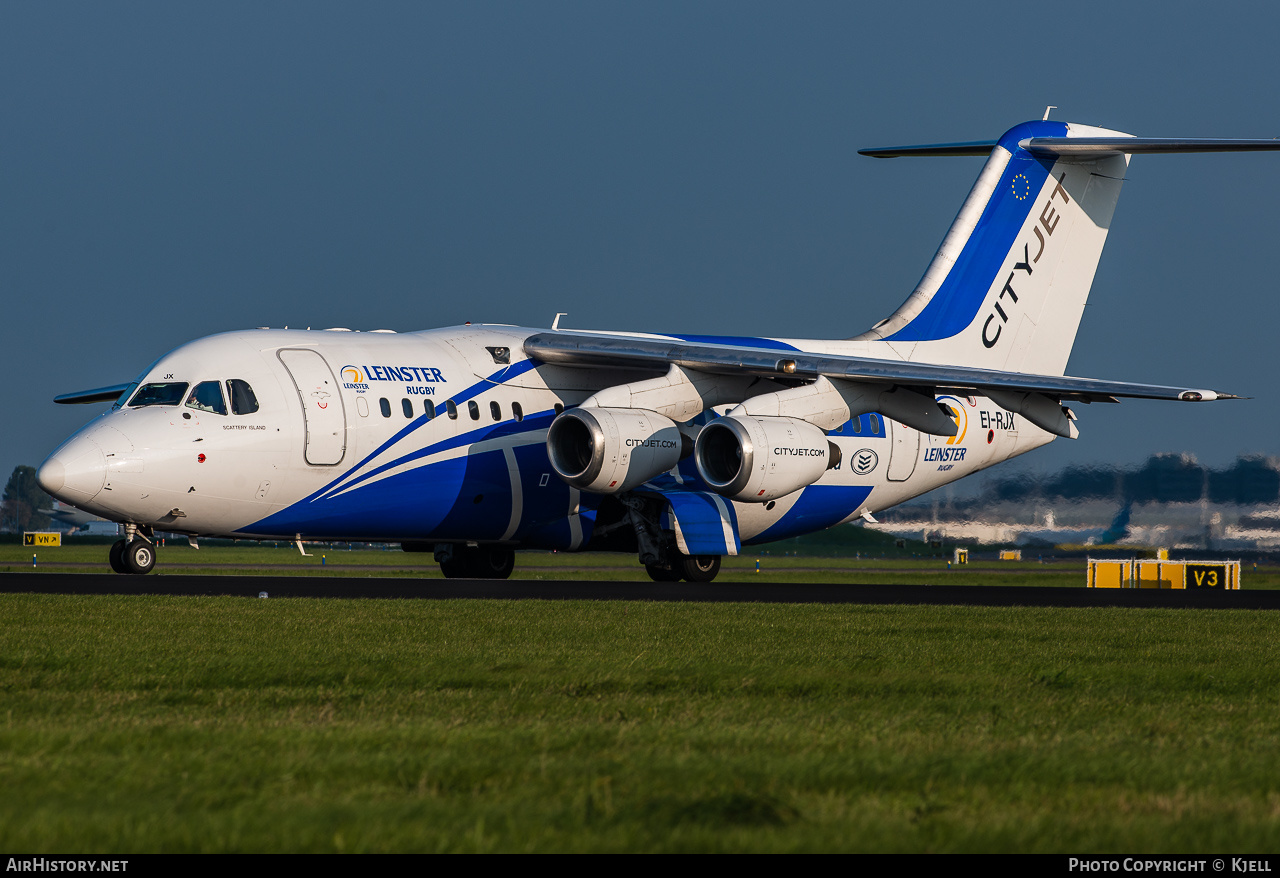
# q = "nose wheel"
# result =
<box><xmin>108</xmin><ymin>540</ymin><xmax>127</xmax><ymax>574</ymax></box>
<box><xmin>109</xmin><ymin>538</ymin><xmax>156</xmax><ymax>575</ymax></box>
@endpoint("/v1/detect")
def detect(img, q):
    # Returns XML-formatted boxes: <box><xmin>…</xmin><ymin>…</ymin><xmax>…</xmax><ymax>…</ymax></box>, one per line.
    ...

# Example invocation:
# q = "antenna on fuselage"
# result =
<box><xmin>552</xmin><ymin>312</ymin><xmax>568</xmax><ymax>330</ymax></box>
<box><xmin>1042</xmin><ymin>105</ymin><xmax>1057</xmax><ymax>120</ymax></box>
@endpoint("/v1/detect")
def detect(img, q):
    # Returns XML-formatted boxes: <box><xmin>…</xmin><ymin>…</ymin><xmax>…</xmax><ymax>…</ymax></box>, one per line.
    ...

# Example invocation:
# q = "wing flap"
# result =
<box><xmin>523</xmin><ymin>332</ymin><xmax>1238</xmax><ymax>404</ymax></box>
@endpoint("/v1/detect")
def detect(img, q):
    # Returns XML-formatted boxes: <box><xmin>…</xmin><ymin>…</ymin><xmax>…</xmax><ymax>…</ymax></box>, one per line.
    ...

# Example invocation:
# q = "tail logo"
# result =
<box><xmin>1012</xmin><ymin>173</ymin><xmax>1031</xmax><ymax>200</ymax></box>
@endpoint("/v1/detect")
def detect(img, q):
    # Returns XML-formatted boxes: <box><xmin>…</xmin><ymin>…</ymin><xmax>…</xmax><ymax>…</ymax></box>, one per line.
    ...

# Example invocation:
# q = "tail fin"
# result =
<box><xmin>1097</xmin><ymin>502</ymin><xmax>1132</xmax><ymax>545</ymax></box>
<box><xmin>853</xmin><ymin>120</ymin><xmax>1130</xmax><ymax>375</ymax></box>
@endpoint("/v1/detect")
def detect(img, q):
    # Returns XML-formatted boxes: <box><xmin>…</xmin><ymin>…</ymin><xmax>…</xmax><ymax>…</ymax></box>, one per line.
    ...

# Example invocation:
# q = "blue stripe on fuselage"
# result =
<box><xmin>316</xmin><ymin>410</ymin><xmax>554</xmax><ymax>504</ymax></box>
<box><xmin>307</xmin><ymin>359</ymin><xmax>539</xmax><ymax>504</ymax></box>
<box><xmin>243</xmin><ymin>358</ymin><xmax>544</xmax><ymax>534</ymax></box>
<box><xmin>747</xmin><ymin>485</ymin><xmax>873</xmax><ymax>544</ymax></box>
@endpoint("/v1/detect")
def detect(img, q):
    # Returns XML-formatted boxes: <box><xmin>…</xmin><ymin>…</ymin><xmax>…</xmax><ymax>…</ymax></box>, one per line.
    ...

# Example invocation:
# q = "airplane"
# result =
<box><xmin>44</xmin><ymin>499</ymin><xmax>120</xmax><ymax>536</ymax></box>
<box><xmin>35</xmin><ymin>116</ymin><xmax>1280</xmax><ymax>580</ymax></box>
<box><xmin>864</xmin><ymin>501</ymin><xmax>1133</xmax><ymax>549</ymax></box>
<box><xmin>1015</xmin><ymin>503</ymin><xmax>1132</xmax><ymax>548</ymax></box>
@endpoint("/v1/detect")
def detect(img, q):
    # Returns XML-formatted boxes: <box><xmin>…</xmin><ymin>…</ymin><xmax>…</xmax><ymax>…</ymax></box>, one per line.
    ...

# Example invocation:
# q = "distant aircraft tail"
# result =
<box><xmin>1096</xmin><ymin>502</ymin><xmax>1132</xmax><ymax>545</ymax></box>
<box><xmin>854</xmin><ymin>120</ymin><xmax>1280</xmax><ymax>376</ymax></box>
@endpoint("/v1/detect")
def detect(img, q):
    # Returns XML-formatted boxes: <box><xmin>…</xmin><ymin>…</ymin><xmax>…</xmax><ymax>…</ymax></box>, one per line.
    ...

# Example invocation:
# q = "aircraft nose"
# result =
<box><xmin>36</xmin><ymin>456</ymin><xmax>65</xmax><ymax>494</ymax></box>
<box><xmin>38</xmin><ymin>434</ymin><xmax>107</xmax><ymax>507</ymax></box>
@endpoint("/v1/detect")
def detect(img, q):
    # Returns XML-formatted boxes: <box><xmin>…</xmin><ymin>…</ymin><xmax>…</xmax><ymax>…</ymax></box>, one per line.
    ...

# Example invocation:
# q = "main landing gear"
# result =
<box><xmin>620</xmin><ymin>494</ymin><xmax>723</xmax><ymax>583</ymax></box>
<box><xmin>434</xmin><ymin>544</ymin><xmax>515</xmax><ymax>579</ymax></box>
<box><xmin>644</xmin><ymin>552</ymin><xmax>722</xmax><ymax>583</ymax></box>
<box><xmin>108</xmin><ymin>526</ymin><xmax>156</xmax><ymax>575</ymax></box>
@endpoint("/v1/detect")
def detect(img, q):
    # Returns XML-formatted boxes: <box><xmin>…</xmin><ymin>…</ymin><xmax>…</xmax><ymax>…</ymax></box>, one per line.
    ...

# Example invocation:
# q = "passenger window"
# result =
<box><xmin>512</xmin><ymin>402</ymin><xmax>523</xmax><ymax>422</ymax></box>
<box><xmin>129</xmin><ymin>382</ymin><xmax>189</xmax><ymax>408</ymax></box>
<box><xmin>870</xmin><ymin>414</ymin><xmax>880</xmax><ymax>435</ymax></box>
<box><xmin>468</xmin><ymin>401</ymin><xmax>480</xmax><ymax>420</ymax></box>
<box><xmin>424</xmin><ymin>400</ymin><xmax>435</xmax><ymax>419</ymax></box>
<box><xmin>185</xmin><ymin>381</ymin><xmax>227</xmax><ymax>415</ymax></box>
<box><xmin>402</xmin><ymin>399</ymin><xmax>413</xmax><ymax>418</ymax></box>
<box><xmin>356</xmin><ymin>397</ymin><xmax>369</xmax><ymax>418</ymax></box>
<box><xmin>379</xmin><ymin>398</ymin><xmax>391</xmax><ymax>418</ymax></box>
<box><xmin>554</xmin><ymin>403</ymin><xmax>564</xmax><ymax>416</ymax></box>
<box><xmin>490</xmin><ymin>401</ymin><xmax>501</xmax><ymax>421</ymax></box>
<box><xmin>446</xmin><ymin>400</ymin><xmax>458</xmax><ymax>420</ymax></box>
<box><xmin>852</xmin><ymin>417</ymin><xmax>862</xmax><ymax>434</ymax></box>
<box><xmin>226</xmin><ymin>380</ymin><xmax>259</xmax><ymax>415</ymax></box>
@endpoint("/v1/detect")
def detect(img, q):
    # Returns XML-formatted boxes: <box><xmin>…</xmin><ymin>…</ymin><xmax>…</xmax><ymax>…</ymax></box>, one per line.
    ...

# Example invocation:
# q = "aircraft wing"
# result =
<box><xmin>523</xmin><ymin>331</ymin><xmax>1238</xmax><ymax>404</ymax></box>
<box><xmin>53</xmin><ymin>384</ymin><xmax>132</xmax><ymax>405</ymax></box>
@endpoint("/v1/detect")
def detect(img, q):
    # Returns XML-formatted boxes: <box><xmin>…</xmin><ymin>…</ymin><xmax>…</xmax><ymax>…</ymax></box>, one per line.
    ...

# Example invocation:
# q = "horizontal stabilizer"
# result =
<box><xmin>1022</xmin><ymin>137</ymin><xmax>1280</xmax><ymax>158</ymax></box>
<box><xmin>858</xmin><ymin>140</ymin><xmax>998</xmax><ymax>158</ymax></box>
<box><xmin>860</xmin><ymin>136</ymin><xmax>1280</xmax><ymax>160</ymax></box>
<box><xmin>54</xmin><ymin>384</ymin><xmax>131</xmax><ymax>405</ymax></box>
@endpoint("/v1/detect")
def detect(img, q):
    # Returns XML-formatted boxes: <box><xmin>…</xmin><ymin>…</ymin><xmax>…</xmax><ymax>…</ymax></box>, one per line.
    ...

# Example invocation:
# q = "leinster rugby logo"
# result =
<box><xmin>340</xmin><ymin>365</ymin><xmax>369</xmax><ymax>393</ymax></box>
<box><xmin>853</xmin><ymin>448</ymin><xmax>879</xmax><ymax>476</ymax></box>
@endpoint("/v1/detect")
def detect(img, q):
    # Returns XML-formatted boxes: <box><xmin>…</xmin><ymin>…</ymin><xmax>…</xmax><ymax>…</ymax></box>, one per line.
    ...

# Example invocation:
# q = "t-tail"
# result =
<box><xmin>1096</xmin><ymin>502</ymin><xmax>1132</xmax><ymax>546</ymax></box>
<box><xmin>854</xmin><ymin>119</ymin><xmax>1280</xmax><ymax>376</ymax></box>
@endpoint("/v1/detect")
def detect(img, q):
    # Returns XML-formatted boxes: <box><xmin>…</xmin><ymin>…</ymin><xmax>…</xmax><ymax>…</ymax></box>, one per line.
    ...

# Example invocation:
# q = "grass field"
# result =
<box><xmin>3</xmin><ymin>588</ymin><xmax>1280</xmax><ymax>852</ymax></box>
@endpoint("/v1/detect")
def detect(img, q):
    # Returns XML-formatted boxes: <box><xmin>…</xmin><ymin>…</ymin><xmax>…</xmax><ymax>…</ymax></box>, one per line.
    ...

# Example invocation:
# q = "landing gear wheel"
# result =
<box><xmin>439</xmin><ymin>546</ymin><xmax>516</xmax><ymax>579</ymax></box>
<box><xmin>439</xmin><ymin>553</ymin><xmax>471</xmax><ymax>579</ymax></box>
<box><xmin>123</xmin><ymin>539</ymin><xmax>156</xmax><ymax>575</ymax></box>
<box><xmin>472</xmin><ymin>546</ymin><xmax>515</xmax><ymax>580</ymax></box>
<box><xmin>645</xmin><ymin>562</ymin><xmax>681</xmax><ymax>582</ymax></box>
<box><xmin>678</xmin><ymin>554</ymin><xmax>721</xmax><ymax>583</ymax></box>
<box><xmin>109</xmin><ymin>539</ymin><xmax>128</xmax><ymax>574</ymax></box>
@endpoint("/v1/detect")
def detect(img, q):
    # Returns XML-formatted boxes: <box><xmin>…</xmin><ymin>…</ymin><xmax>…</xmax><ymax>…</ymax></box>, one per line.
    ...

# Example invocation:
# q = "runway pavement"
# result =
<box><xmin>2</xmin><ymin>572</ymin><xmax>1278</xmax><ymax>608</ymax></box>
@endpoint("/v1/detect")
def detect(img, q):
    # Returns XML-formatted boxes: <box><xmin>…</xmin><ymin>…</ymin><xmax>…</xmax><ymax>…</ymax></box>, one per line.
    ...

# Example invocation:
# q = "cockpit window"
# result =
<box><xmin>226</xmin><ymin>380</ymin><xmax>259</xmax><ymax>415</ymax></box>
<box><xmin>128</xmin><ymin>382</ymin><xmax>189</xmax><ymax>408</ymax></box>
<box><xmin>185</xmin><ymin>381</ymin><xmax>227</xmax><ymax>415</ymax></box>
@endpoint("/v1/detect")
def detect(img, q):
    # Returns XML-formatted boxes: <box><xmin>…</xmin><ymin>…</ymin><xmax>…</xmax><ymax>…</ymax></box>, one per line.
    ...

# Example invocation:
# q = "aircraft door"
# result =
<box><xmin>886</xmin><ymin>419</ymin><xmax>918</xmax><ymax>482</ymax></box>
<box><xmin>278</xmin><ymin>349</ymin><xmax>347</xmax><ymax>466</ymax></box>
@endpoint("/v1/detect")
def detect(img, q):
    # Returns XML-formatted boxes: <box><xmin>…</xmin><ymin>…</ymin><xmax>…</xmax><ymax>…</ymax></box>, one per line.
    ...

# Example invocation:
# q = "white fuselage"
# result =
<box><xmin>39</xmin><ymin>325</ymin><xmax>1054</xmax><ymax>549</ymax></box>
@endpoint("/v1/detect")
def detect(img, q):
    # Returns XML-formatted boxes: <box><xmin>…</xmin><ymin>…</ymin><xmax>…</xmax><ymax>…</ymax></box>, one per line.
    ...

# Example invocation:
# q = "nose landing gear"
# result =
<box><xmin>109</xmin><ymin>526</ymin><xmax>156</xmax><ymax>575</ymax></box>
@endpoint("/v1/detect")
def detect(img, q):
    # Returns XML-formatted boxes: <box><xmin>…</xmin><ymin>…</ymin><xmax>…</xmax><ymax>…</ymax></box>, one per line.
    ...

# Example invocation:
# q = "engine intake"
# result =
<box><xmin>547</xmin><ymin>407</ymin><xmax>689</xmax><ymax>493</ymax></box>
<box><xmin>695</xmin><ymin>415</ymin><xmax>838</xmax><ymax>503</ymax></box>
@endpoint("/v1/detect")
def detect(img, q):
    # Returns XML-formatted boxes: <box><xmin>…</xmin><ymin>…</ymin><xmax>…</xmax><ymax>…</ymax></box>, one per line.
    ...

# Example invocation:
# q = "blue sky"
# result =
<box><xmin>4</xmin><ymin>1</ymin><xmax>1278</xmax><ymax>487</ymax></box>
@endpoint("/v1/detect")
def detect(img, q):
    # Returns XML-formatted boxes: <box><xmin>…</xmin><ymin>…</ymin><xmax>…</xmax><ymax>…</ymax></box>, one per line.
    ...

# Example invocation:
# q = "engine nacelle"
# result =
<box><xmin>547</xmin><ymin>407</ymin><xmax>688</xmax><ymax>493</ymax></box>
<box><xmin>694</xmin><ymin>415</ymin><xmax>839</xmax><ymax>503</ymax></box>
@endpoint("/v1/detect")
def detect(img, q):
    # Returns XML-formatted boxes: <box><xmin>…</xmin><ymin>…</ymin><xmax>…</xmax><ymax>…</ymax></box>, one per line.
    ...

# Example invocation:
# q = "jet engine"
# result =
<box><xmin>547</xmin><ymin>407</ymin><xmax>689</xmax><ymax>493</ymax></box>
<box><xmin>694</xmin><ymin>415</ymin><xmax>840</xmax><ymax>503</ymax></box>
